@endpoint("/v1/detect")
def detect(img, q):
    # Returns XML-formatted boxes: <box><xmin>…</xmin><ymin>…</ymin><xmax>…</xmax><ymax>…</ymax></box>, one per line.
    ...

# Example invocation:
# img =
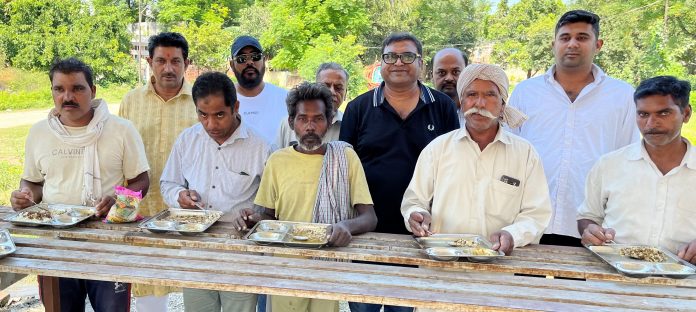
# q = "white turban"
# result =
<box><xmin>456</xmin><ymin>64</ymin><xmax>527</xmax><ymax>128</ymax></box>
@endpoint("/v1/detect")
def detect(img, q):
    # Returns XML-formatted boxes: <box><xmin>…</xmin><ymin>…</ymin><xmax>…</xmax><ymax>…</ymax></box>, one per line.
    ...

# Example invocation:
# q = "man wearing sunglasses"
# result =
<box><xmin>340</xmin><ymin>32</ymin><xmax>459</xmax><ymax>312</ymax></box>
<box><xmin>229</xmin><ymin>35</ymin><xmax>288</xmax><ymax>147</ymax></box>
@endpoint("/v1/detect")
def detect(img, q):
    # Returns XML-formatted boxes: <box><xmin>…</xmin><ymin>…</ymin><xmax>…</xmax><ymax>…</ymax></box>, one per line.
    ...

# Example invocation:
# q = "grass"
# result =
<box><xmin>0</xmin><ymin>125</ymin><xmax>30</xmax><ymax>206</ymax></box>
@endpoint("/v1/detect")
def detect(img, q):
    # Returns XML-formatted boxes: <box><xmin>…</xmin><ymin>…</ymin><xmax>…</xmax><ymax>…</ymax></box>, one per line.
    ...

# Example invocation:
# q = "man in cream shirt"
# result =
<box><xmin>578</xmin><ymin>76</ymin><xmax>696</xmax><ymax>264</ymax></box>
<box><xmin>402</xmin><ymin>64</ymin><xmax>551</xmax><ymax>257</ymax></box>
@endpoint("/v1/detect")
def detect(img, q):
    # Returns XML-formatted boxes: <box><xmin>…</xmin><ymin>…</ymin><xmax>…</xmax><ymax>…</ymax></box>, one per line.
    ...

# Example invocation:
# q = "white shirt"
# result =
<box><xmin>508</xmin><ymin>64</ymin><xmax>640</xmax><ymax>238</ymax></box>
<box><xmin>401</xmin><ymin>126</ymin><xmax>552</xmax><ymax>247</ymax></box>
<box><xmin>577</xmin><ymin>140</ymin><xmax>696</xmax><ymax>254</ymax></box>
<box><xmin>237</xmin><ymin>83</ymin><xmax>288</xmax><ymax>147</ymax></box>
<box><xmin>274</xmin><ymin>110</ymin><xmax>343</xmax><ymax>148</ymax></box>
<box><xmin>160</xmin><ymin>121</ymin><xmax>271</xmax><ymax>221</ymax></box>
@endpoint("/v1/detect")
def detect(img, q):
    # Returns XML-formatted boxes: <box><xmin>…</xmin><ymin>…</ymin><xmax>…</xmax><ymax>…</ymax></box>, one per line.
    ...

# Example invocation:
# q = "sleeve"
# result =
<box><xmin>339</xmin><ymin>98</ymin><xmax>359</xmax><ymax>145</ymax></box>
<box><xmin>159</xmin><ymin>133</ymin><xmax>187</xmax><ymax>208</ymax></box>
<box><xmin>346</xmin><ymin>148</ymin><xmax>373</xmax><ymax>206</ymax></box>
<box><xmin>577</xmin><ymin>159</ymin><xmax>606</xmax><ymax>225</ymax></box>
<box><xmin>118</xmin><ymin>91</ymin><xmax>132</xmax><ymax>118</ymax></box>
<box><xmin>400</xmin><ymin>144</ymin><xmax>436</xmax><ymax>233</ymax></box>
<box><xmin>506</xmin><ymin>88</ymin><xmax>522</xmax><ymax>136</ymax></box>
<box><xmin>274</xmin><ymin>117</ymin><xmax>290</xmax><ymax>149</ymax></box>
<box><xmin>441</xmin><ymin>96</ymin><xmax>460</xmax><ymax>133</ymax></box>
<box><xmin>619</xmin><ymin>89</ymin><xmax>641</xmax><ymax>146</ymax></box>
<box><xmin>500</xmin><ymin>148</ymin><xmax>552</xmax><ymax>247</ymax></box>
<box><xmin>253</xmin><ymin>155</ymin><xmax>278</xmax><ymax>211</ymax></box>
<box><xmin>21</xmin><ymin>125</ymin><xmax>44</xmax><ymax>183</ymax></box>
<box><xmin>121</xmin><ymin>122</ymin><xmax>150</xmax><ymax>180</ymax></box>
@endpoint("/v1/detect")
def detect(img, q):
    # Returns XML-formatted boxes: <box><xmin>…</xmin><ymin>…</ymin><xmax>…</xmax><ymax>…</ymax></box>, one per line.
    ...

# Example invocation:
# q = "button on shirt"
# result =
<box><xmin>401</xmin><ymin>127</ymin><xmax>552</xmax><ymax>247</ymax></box>
<box><xmin>160</xmin><ymin>121</ymin><xmax>272</xmax><ymax>222</ymax></box>
<box><xmin>340</xmin><ymin>81</ymin><xmax>460</xmax><ymax>234</ymax></box>
<box><xmin>577</xmin><ymin>140</ymin><xmax>696</xmax><ymax>254</ymax></box>
<box><xmin>508</xmin><ymin>64</ymin><xmax>640</xmax><ymax>238</ymax></box>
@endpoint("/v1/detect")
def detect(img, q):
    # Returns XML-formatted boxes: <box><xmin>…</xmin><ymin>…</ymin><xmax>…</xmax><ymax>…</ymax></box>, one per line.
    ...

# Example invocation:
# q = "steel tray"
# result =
<box><xmin>245</xmin><ymin>220</ymin><xmax>331</xmax><ymax>248</ymax></box>
<box><xmin>139</xmin><ymin>208</ymin><xmax>222</xmax><ymax>235</ymax></box>
<box><xmin>0</xmin><ymin>230</ymin><xmax>16</xmax><ymax>258</ymax></box>
<box><xmin>587</xmin><ymin>244</ymin><xmax>696</xmax><ymax>278</ymax></box>
<box><xmin>415</xmin><ymin>234</ymin><xmax>504</xmax><ymax>262</ymax></box>
<box><xmin>3</xmin><ymin>204</ymin><xmax>95</xmax><ymax>229</ymax></box>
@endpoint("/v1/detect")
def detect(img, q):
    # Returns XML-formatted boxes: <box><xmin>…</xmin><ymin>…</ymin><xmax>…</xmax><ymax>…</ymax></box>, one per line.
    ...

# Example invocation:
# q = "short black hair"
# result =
<box><xmin>192</xmin><ymin>72</ymin><xmax>237</xmax><ymax>108</ymax></box>
<box><xmin>634</xmin><ymin>76</ymin><xmax>692</xmax><ymax>112</ymax></box>
<box><xmin>315</xmin><ymin>62</ymin><xmax>349</xmax><ymax>82</ymax></box>
<box><xmin>49</xmin><ymin>57</ymin><xmax>95</xmax><ymax>88</ymax></box>
<box><xmin>382</xmin><ymin>32</ymin><xmax>423</xmax><ymax>56</ymax></box>
<box><xmin>148</xmin><ymin>32</ymin><xmax>189</xmax><ymax>60</ymax></box>
<box><xmin>555</xmin><ymin>10</ymin><xmax>601</xmax><ymax>38</ymax></box>
<box><xmin>286</xmin><ymin>82</ymin><xmax>334</xmax><ymax>121</ymax></box>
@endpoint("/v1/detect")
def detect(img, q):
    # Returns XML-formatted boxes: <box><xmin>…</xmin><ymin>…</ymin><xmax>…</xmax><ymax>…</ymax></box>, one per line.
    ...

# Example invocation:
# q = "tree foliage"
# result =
<box><xmin>0</xmin><ymin>0</ymin><xmax>136</xmax><ymax>84</ymax></box>
<box><xmin>156</xmin><ymin>0</ymin><xmax>252</xmax><ymax>27</ymax></box>
<box><xmin>172</xmin><ymin>5</ymin><xmax>234</xmax><ymax>71</ymax></box>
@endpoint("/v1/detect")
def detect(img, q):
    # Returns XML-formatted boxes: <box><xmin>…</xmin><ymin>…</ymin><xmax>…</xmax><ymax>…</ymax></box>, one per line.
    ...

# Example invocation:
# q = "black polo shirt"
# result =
<box><xmin>340</xmin><ymin>81</ymin><xmax>459</xmax><ymax>234</ymax></box>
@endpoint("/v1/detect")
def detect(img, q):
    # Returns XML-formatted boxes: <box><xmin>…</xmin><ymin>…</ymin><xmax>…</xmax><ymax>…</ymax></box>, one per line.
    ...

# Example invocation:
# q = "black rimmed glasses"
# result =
<box><xmin>234</xmin><ymin>53</ymin><xmax>263</xmax><ymax>64</ymax></box>
<box><xmin>382</xmin><ymin>52</ymin><xmax>420</xmax><ymax>64</ymax></box>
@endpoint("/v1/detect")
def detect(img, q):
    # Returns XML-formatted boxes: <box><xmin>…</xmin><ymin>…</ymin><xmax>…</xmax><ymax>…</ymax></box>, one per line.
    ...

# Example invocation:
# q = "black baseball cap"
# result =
<box><xmin>231</xmin><ymin>35</ymin><xmax>263</xmax><ymax>56</ymax></box>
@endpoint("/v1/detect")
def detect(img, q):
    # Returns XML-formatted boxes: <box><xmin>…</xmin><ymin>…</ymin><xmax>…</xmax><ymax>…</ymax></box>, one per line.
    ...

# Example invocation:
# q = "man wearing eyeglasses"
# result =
<box><xmin>229</xmin><ymin>35</ymin><xmax>288</xmax><ymax>147</ymax></box>
<box><xmin>340</xmin><ymin>32</ymin><xmax>459</xmax><ymax>312</ymax></box>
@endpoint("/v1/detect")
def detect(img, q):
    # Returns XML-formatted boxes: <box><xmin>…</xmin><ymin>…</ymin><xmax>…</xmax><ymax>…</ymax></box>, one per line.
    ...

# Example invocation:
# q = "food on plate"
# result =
<box><xmin>164</xmin><ymin>212</ymin><xmax>218</xmax><ymax>225</ymax></box>
<box><xmin>471</xmin><ymin>247</ymin><xmax>498</xmax><ymax>256</ymax></box>
<box><xmin>450</xmin><ymin>238</ymin><xmax>478</xmax><ymax>247</ymax></box>
<box><xmin>15</xmin><ymin>209</ymin><xmax>52</xmax><ymax>223</ymax></box>
<box><xmin>291</xmin><ymin>225</ymin><xmax>327</xmax><ymax>242</ymax></box>
<box><xmin>619</xmin><ymin>246</ymin><xmax>667</xmax><ymax>262</ymax></box>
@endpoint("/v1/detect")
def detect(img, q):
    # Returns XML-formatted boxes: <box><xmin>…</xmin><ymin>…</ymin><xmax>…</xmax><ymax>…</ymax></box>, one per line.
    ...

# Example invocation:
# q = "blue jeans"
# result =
<box><xmin>257</xmin><ymin>294</ymin><xmax>267</xmax><ymax>312</ymax></box>
<box><xmin>349</xmin><ymin>302</ymin><xmax>414</xmax><ymax>312</ymax></box>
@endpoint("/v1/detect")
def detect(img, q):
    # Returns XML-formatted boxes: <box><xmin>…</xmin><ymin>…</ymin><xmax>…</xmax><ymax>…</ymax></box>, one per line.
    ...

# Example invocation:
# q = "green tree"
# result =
<box><xmin>297</xmin><ymin>34</ymin><xmax>368</xmax><ymax>99</ymax></box>
<box><xmin>156</xmin><ymin>0</ymin><xmax>253</xmax><ymax>27</ymax></box>
<box><xmin>262</xmin><ymin>0</ymin><xmax>370</xmax><ymax>70</ymax></box>
<box><xmin>488</xmin><ymin>0</ymin><xmax>566</xmax><ymax>78</ymax></box>
<box><xmin>172</xmin><ymin>5</ymin><xmax>234</xmax><ymax>71</ymax></box>
<box><xmin>0</xmin><ymin>0</ymin><xmax>136</xmax><ymax>84</ymax></box>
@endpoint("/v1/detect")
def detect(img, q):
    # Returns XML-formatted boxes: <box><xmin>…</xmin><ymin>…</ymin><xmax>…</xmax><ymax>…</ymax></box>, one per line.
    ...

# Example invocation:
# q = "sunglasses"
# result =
<box><xmin>234</xmin><ymin>53</ymin><xmax>263</xmax><ymax>64</ymax></box>
<box><xmin>382</xmin><ymin>52</ymin><xmax>421</xmax><ymax>64</ymax></box>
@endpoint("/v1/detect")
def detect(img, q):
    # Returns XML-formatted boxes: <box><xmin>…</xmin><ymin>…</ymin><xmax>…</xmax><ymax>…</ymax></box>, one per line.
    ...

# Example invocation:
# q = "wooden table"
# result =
<box><xmin>0</xmin><ymin>206</ymin><xmax>694</xmax><ymax>311</ymax></box>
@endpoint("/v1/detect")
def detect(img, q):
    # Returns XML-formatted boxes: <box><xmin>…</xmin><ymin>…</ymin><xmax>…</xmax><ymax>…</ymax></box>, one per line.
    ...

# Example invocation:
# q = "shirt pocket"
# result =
<box><xmin>487</xmin><ymin>179</ymin><xmax>522</xmax><ymax>223</ymax></box>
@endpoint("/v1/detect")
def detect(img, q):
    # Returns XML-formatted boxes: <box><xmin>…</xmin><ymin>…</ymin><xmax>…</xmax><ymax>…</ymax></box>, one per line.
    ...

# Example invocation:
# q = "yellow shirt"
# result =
<box><xmin>254</xmin><ymin>146</ymin><xmax>373</xmax><ymax>222</ymax></box>
<box><xmin>119</xmin><ymin>78</ymin><xmax>198</xmax><ymax>217</ymax></box>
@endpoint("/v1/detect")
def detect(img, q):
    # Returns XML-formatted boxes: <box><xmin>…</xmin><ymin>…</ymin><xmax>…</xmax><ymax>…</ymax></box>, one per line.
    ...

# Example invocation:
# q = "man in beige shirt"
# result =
<box><xmin>402</xmin><ymin>64</ymin><xmax>551</xmax><ymax>257</ymax></box>
<box><xmin>119</xmin><ymin>32</ymin><xmax>198</xmax><ymax>311</ymax></box>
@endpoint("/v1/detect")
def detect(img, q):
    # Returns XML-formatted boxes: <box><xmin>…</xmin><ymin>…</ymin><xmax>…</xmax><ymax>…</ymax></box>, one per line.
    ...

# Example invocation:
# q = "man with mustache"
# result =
<box><xmin>402</xmin><ymin>65</ymin><xmax>551</xmax><ymax>266</ymax></box>
<box><xmin>119</xmin><ymin>31</ymin><xmax>198</xmax><ymax>311</ymax></box>
<box><xmin>578</xmin><ymin>76</ymin><xmax>696</xmax><ymax>265</ymax></box>
<box><xmin>275</xmin><ymin>62</ymin><xmax>348</xmax><ymax>148</ymax></box>
<box><xmin>236</xmin><ymin>82</ymin><xmax>377</xmax><ymax>312</ymax></box>
<box><xmin>11</xmin><ymin>58</ymin><xmax>150</xmax><ymax>312</ymax></box>
<box><xmin>161</xmin><ymin>72</ymin><xmax>271</xmax><ymax>311</ymax></box>
<box><xmin>229</xmin><ymin>35</ymin><xmax>288</xmax><ymax>147</ymax></box>
<box><xmin>508</xmin><ymin>10</ymin><xmax>639</xmax><ymax>247</ymax></box>
<box><xmin>431</xmin><ymin>48</ymin><xmax>468</xmax><ymax>109</ymax></box>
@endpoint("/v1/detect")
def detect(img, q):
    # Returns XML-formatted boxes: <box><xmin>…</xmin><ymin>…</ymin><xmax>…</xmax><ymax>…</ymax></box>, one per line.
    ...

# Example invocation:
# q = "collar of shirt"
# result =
<box><xmin>372</xmin><ymin>80</ymin><xmax>435</xmax><ymax>107</ymax></box>
<box><xmin>332</xmin><ymin>110</ymin><xmax>344</xmax><ymax>125</ymax></box>
<box><xmin>544</xmin><ymin>64</ymin><xmax>607</xmax><ymax>88</ymax></box>
<box><xmin>147</xmin><ymin>76</ymin><xmax>193</xmax><ymax>99</ymax></box>
<box><xmin>193</xmin><ymin>117</ymin><xmax>250</xmax><ymax>148</ymax></box>
<box><xmin>625</xmin><ymin>139</ymin><xmax>696</xmax><ymax>170</ymax></box>
<box><xmin>454</xmin><ymin>124</ymin><xmax>512</xmax><ymax>146</ymax></box>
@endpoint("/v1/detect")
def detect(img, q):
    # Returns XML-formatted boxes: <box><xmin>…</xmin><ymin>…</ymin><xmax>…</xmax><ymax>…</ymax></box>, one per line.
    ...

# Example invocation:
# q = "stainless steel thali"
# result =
<box><xmin>245</xmin><ymin>220</ymin><xmax>331</xmax><ymax>248</ymax></box>
<box><xmin>139</xmin><ymin>208</ymin><xmax>222</xmax><ymax>235</ymax></box>
<box><xmin>0</xmin><ymin>229</ymin><xmax>16</xmax><ymax>258</ymax></box>
<box><xmin>587</xmin><ymin>244</ymin><xmax>696</xmax><ymax>278</ymax></box>
<box><xmin>3</xmin><ymin>204</ymin><xmax>96</xmax><ymax>229</ymax></box>
<box><xmin>415</xmin><ymin>234</ymin><xmax>505</xmax><ymax>262</ymax></box>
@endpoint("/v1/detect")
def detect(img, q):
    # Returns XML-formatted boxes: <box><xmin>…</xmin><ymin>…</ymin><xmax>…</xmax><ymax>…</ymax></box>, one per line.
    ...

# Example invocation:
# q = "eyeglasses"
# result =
<box><xmin>234</xmin><ymin>53</ymin><xmax>263</xmax><ymax>64</ymax></box>
<box><xmin>382</xmin><ymin>52</ymin><xmax>421</xmax><ymax>64</ymax></box>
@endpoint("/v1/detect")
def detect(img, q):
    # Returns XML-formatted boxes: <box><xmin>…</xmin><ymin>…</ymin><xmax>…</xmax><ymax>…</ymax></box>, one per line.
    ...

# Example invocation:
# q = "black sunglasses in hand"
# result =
<box><xmin>382</xmin><ymin>52</ymin><xmax>421</xmax><ymax>64</ymax></box>
<box><xmin>234</xmin><ymin>53</ymin><xmax>263</xmax><ymax>64</ymax></box>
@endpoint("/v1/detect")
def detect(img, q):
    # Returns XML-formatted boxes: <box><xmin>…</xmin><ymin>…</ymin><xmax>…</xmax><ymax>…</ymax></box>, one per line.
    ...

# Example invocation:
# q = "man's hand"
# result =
<box><xmin>10</xmin><ymin>187</ymin><xmax>35</xmax><ymax>211</ymax></box>
<box><xmin>178</xmin><ymin>190</ymin><xmax>202</xmax><ymax>209</ymax></box>
<box><xmin>490</xmin><ymin>230</ymin><xmax>514</xmax><ymax>255</ymax></box>
<box><xmin>95</xmin><ymin>196</ymin><xmax>116</xmax><ymax>217</ymax></box>
<box><xmin>233</xmin><ymin>208</ymin><xmax>258</xmax><ymax>232</ymax></box>
<box><xmin>581</xmin><ymin>224</ymin><xmax>616</xmax><ymax>246</ymax></box>
<box><xmin>408</xmin><ymin>211</ymin><xmax>432</xmax><ymax>237</ymax></box>
<box><xmin>328</xmin><ymin>222</ymin><xmax>352</xmax><ymax>247</ymax></box>
<box><xmin>678</xmin><ymin>239</ymin><xmax>696</xmax><ymax>265</ymax></box>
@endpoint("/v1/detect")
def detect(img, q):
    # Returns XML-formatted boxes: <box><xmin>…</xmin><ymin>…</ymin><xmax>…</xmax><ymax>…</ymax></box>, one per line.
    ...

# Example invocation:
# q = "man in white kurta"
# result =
<box><xmin>577</xmin><ymin>75</ymin><xmax>696</xmax><ymax>264</ymax></box>
<box><xmin>402</xmin><ymin>64</ymin><xmax>552</xmax><ymax>256</ymax></box>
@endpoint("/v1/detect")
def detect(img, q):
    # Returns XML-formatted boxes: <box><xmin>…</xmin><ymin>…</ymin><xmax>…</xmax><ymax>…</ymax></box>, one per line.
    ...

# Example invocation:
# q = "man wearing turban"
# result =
<box><xmin>400</xmin><ymin>64</ymin><xmax>552</xmax><ymax>256</ymax></box>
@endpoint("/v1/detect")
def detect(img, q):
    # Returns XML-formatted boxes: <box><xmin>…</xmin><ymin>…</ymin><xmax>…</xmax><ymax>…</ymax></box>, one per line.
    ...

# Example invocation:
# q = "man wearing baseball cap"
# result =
<box><xmin>229</xmin><ymin>35</ymin><xmax>288</xmax><ymax>148</ymax></box>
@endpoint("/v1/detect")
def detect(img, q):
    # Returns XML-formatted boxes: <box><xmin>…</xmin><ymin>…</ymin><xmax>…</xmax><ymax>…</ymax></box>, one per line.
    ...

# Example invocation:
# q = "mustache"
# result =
<box><xmin>463</xmin><ymin>107</ymin><xmax>497</xmax><ymax>119</ymax></box>
<box><xmin>301</xmin><ymin>133</ymin><xmax>321</xmax><ymax>142</ymax></box>
<box><xmin>643</xmin><ymin>128</ymin><xmax>666</xmax><ymax>135</ymax></box>
<box><xmin>62</xmin><ymin>101</ymin><xmax>79</xmax><ymax>107</ymax></box>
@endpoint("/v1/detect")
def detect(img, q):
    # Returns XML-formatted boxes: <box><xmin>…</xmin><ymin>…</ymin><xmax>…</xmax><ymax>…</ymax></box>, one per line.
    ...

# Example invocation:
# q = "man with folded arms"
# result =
<box><xmin>236</xmin><ymin>82</ymin><xmax>377</xmax><ymax>312</ymax></box>
<box><xmin>161</xmin><ymin>72</ymin><xmax>271</xmax><ymax>311</ymax></box>
<box><xmin>10</xmin><ymin>57</ymin><xmax>150</xmax><ymax>312</ymax></box>
<box><xmin>578</xmin><ymin>76</ymin><xmax>696</xmax><ymax>264</ymax></box>
<box><xmin>402</xmin><ymin>64</ymin><xmax>552</xmax><ymax>258</ymax></box>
